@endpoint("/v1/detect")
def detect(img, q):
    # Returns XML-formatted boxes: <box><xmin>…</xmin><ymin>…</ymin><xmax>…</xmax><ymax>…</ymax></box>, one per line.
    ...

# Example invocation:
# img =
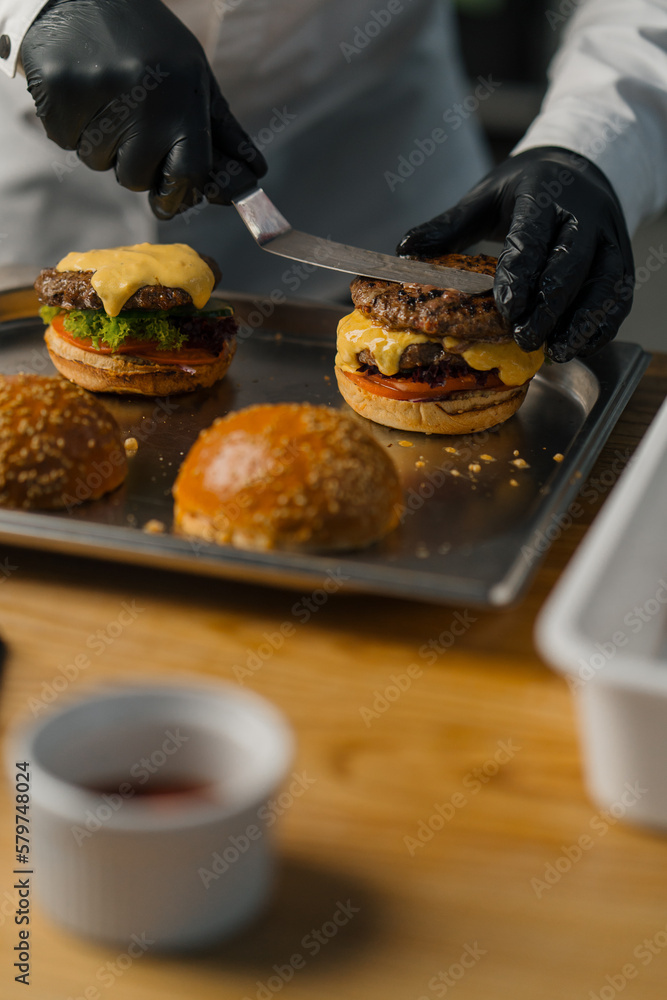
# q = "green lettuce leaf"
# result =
<box><xmin>39</xmin><ymin>302</ymin><xmax>233</xmax><ymax>352</ymax></box>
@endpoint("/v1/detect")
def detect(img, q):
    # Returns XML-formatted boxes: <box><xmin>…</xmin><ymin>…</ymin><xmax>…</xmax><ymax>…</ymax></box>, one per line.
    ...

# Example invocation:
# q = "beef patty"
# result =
<box><xmin>35</xmin><ymin>254</ymin><xmax>222</xmax><ymax>312</ymax></box>
<box><xmin>350</xmin><ymin>253</ymin><xmax>511</xmax><ymax>341</ymax></box>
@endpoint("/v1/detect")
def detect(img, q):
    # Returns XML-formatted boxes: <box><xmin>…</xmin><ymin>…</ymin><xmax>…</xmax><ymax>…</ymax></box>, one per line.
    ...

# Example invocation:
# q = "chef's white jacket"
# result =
<box><xmin>0</xmin><ymin>0</ymin><xmax>666</xmax><ymax>297</ymax></box>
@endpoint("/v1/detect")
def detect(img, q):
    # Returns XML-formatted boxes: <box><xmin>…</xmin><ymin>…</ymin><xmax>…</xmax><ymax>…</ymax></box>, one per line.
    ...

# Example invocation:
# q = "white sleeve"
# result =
<box><xmin>0</xmin><ymin>0</ymin><xmax>51</xmax><ymax>77</ymax></box>
<box><xmin>512</xmin><ymin>0</ymin><xmax>667</xmax><ymax>235</ymax></box>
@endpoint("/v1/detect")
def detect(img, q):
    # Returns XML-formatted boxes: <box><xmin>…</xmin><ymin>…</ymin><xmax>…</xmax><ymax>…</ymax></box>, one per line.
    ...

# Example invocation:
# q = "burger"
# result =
<box><xmin>173</xmin><ymin>403</ymin><xmax>402</xmax><ymax>551</ymax></box>
<box><xmin>35</xmin><ymin>243</ymin><xmax>237</xmax><ymax>395</ymax></box>
<box><xmin>0</xmin><ymin>374</ymin><xmax>127</xmax><ymax>510</ymax></box>
<box><xmin>335</xmin><ymin>253</ymin><xmax>544</xmax><ymax>435</ymax></box>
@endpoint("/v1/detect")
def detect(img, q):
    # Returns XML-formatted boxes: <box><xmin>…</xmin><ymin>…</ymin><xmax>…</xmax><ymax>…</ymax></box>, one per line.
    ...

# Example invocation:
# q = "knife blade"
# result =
<box><xmin>232</xmin><ymin>187</ymin><xmax>494</xmax><ymax>294</ymax></box>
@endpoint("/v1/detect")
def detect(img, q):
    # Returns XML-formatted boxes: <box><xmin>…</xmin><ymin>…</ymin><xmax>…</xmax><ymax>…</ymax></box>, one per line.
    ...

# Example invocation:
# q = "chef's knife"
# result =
<box><xmin>232</xmin><ymin>187</ymin><xmax>494</xmax><ymax>293</ymax></box>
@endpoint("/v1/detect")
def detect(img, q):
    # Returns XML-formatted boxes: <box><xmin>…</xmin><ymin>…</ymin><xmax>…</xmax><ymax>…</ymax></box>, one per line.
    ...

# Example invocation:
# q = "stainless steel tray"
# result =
<box><xmin>0</xmin><ymin>287</ymin><xmax>650</xmax><ymax>607</ymax></box>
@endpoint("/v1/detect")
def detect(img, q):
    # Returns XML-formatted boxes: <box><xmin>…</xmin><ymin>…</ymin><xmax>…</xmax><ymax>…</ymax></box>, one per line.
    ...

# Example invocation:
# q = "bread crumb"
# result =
<box><xmin>513</xmin><ymin>449</ymin><xmax>520</xmax><ymax>457</ymax></box>
<box><xmin>468</xmin><ymin>463</ymin><xmax>481</xmax><ymax>473</ymax></box>
<box><xmin>398</xmin><ymin>440</ymin><xmax>413</xmax><ymax>448</ymax></box>
<box><xmin>415</xmin><ymin>460</ymin><xmax>425</xmax><ymax>468</ymax></box>
<box><xmin>480</xmin><ymin>454</ymin><xmax>495</xmax><ymax>462</ymax></box>
<box><xmin>323</xmin><ymin>375</ymin><xmax>331</xmax><ymax>382</ymax></box>
<box><xmin>143</xmin><ymin>519</ymin><xmax>166</xmax><ymax>534</ymax></box>
<box><xmin>124</xmin><ymin>437</ymin><xmax>138</xmax><ymax>456</ymax></box>
<box><xmin>450</xmin><ymin>469</ymin><xmax>461</xmax><ymax>477</ymax></box>
<box><xmin>553</xmin><ymin>453</ymin><xmax>564</xmax><ymax>462</ymax></box>
<box><xmin>509</xmin><ymin>478</ymin><xmax>519</xmax><ymax>487</ymax></box>
<box><xmin>511</xmin><ymin>458</ymin><xmax>530</xmax><ymax>469</ymax></box>
<box><xmin>444</xmin><ymin>446</ymin><xmax>458</xmax><ymax>454</ymax></box>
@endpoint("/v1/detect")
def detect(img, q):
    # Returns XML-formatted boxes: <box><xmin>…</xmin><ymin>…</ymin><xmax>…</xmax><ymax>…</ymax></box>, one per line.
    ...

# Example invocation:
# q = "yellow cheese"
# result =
<box><xmin>335</xmin><ymin>309</ymin><xmax>544</xmax><ymax>385</ymax></box>
<box><xmin>55</xmin><ymin>243</ymin><xmax>214</xmax><ymax>317</ymax></box>
<box><xmin>335</xmin><ymin>310</ymin><xmax>430</xmax><ymax>376</ymax></box>
<box><xmin>443</xmin><ymin>337</ymin><xmax>544</xmax><ymax>386</ymax></box>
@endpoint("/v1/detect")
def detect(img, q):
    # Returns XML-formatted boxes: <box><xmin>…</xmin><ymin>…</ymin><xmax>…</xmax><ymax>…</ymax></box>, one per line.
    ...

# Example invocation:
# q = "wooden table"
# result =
<box><xmin>1</xmin><ymin>357</ymin><xmax>666</xmax><ymax>1000</ymax></box>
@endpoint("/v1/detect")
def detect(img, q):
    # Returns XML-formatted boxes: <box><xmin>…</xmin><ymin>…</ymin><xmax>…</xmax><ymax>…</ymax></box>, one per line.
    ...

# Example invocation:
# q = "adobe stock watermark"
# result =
<box><xmin>178</xmin><ymin>106</ymin><xmax>296</xmax><ymax>225</ymax></box>
<box><xmin>500</xmin><ymin>137</ymin><xmax>628</xmax><ymax>238</ymax></box>
<box><xmin>51</xmin><ymin>65</ymin><xmax>170</xmax><ymax>181</ymax></box>
<box><xmin>384</xmin><ymin>76</ymin><xmax>501</xmax><ymax>191</ymax></box>
<box><xmin>530</xmin><ymin>781</ymin><xmax>647</xmax><ymax>899</ymax></box>
<box><xmin>198</xmin><ymin>770</ymin><xmax>316</xmax><ymax>888</ymax></box>
<box><xmin>71</xmin><ymin>728</ymin><xmax>190</xmax><ymax>845</ymax></box>
<box><xmin>171</xmin><ymin>235</ymin><xmax>337</xmax><ymax>367</ymax></box>
<box><xmin>359</xmin><ymin>608</ymin><xmax>477</xmax><ymax>727</ymax></box>
<box><xmin>63</xmin><ymin>395</ymin><xmax>179</xmax><ymax>512</ymax></box>
<box><xmin>340</xmin><ymin>0</ymin><xmax>409</xmax><ymax>62</ymax></box>
<box><xmin>394</xmin><ymin>430</ymin><xmax>494</xmax><ymax>522</ymax></box>
<box><xmin>404</xmin><ymin>739</ymin><xmax>521</xmax><ymax>856</ymax></box>
<box><xmin>544</xmin><ymin>0</ymin><xmax>585</xmax><ymax>31</ymax></box>
<box><xmin>416</xmin><ymin>942</ymin><xmax>487</xmax><ymax>999</ymax></box>
<box><xmin>64</xmin><ymin>932</ymin><xmax>154</xmax><ymax>1000</ymax></box>
<box><xmin>241</xmin><ymin>900</ymin><xmax>359</xmax><ymax>1000</ymax></box>
<box><xmin>206</xmin><ymin>437</ymin><xmax>303</xmax><ymax>538</ymax></box>
<box><xmin>233</xmin><ymin>569</ymin><xmax>350</xmax><ymax>684</ymax></box>
<box><xmin>28</xmin><ymin>600</ymin><xmax>145</xmax><ymax>716</ymax></box>
<box><xmin>521</xmin><ymin>448</ymin><xmax>631</xmax><ymax>567</ymax></box>
<box><xmin>0</xmin><ymin>556</ymin><xmax>18</xmax><ymax>584</ymax></box>
<box><xmin>589</xmin><ymin>921</ymin><xmax>667</xmax><ymax>1000</ymax></box>
<box><xmin>567</xmin><ymin>579</ymin><xmax>667</xmax><ymax>692</ymax></box>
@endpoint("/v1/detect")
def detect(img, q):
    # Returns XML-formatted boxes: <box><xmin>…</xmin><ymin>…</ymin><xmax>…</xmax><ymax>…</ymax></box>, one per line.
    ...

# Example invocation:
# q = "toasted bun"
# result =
<box><xmin>173</xmin><ymin>403</ymin><xmax>402</xmax><ymax>552</ymax></box>
<box><xmin>0</xmin><ymin>374</ymin><xmax>127</xmax><ymax>509</ymax></box>
<box><xmin>335</xmin><ymin>366</ymin><xmax>529</xmax><ymax>435</ymax></box>
<box><xmin>44</xmin><ymin>325</ymin><xmax>236</xmax><ymax>396</ymax></box>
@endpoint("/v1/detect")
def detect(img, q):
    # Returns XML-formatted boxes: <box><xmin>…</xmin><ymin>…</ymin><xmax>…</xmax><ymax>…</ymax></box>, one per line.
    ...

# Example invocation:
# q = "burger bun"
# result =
<box><xmin>45</xmin><ymin>325</ymin><xmax>236</xmax><ymax>396</ymax></box>
<box><xmin>0</xmin><ymin>374</ymin><xmax>127</xmax><ymax>509</ymax></box>
<box><xmin>335</xmin><ymin>366</ymin><xmax>529</xmax><ymax>436</ymax></box>
<box><xmin>173</xmin><ymin>402</ymin><xmax>402</xmax><ymax>552</ymax></box>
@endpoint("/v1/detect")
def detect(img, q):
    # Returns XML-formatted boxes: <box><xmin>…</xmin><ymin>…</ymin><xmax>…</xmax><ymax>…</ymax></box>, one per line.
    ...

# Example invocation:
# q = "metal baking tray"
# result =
<box><xmin>0</xmin><ymin>286</ymin><xmax>650</xmax><ymax>607</ymax></box>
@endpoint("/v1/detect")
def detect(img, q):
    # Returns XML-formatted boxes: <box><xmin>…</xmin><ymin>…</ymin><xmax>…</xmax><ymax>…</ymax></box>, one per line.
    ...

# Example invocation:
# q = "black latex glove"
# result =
<box><xmin>397</xmin><ymin>147</ymin><xmax>634</xmax><ymax>362</ymax></box>
<box><xmin>21</xmin><ymin>0</ymin><xmax>267</xmax><ymax>219</ymax></box>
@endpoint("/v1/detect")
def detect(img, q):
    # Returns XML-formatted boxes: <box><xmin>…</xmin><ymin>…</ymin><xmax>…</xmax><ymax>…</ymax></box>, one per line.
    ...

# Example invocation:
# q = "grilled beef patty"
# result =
<box><xmin>350</xmin><ymin>253</ymin><xmax>510</xmax><ymax>341</ymax></box>
<box><xmin>35</xmin><ymin>254</ymin><xmax>222</xmax><ymax>312</ymax></box>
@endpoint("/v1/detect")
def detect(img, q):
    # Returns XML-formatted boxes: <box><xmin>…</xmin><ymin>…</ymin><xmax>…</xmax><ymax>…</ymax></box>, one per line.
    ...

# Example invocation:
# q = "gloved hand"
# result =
<box><xmin>397</xmin><ymin>147</ymin><xmax>635</xmax><ymax>362</ymax></box>
<box><xmin>21</xmin><ymin>0</ymin><xmax>267</xmax><ymax>219</ymax></box>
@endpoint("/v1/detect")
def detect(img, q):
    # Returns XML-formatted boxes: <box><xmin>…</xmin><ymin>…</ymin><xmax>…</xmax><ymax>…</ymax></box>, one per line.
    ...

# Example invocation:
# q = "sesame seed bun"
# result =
<box><xmin>44</xmin><ymin>324</ymin><xmax>236</xmax><ymax>396</ymax></box>
<box><xmin>0</xmin><ymin>374</ymin><xmax>127</xmax><ymax>510</ymax></box>
<box><xmin>335</xmin><ymin>366</ymin><xmax>529</xmax><ymax>435</ymax></box>
<box><xmin>173</xmin><ymin>403</ymin><xmax>402</xmax><ymax>552</ymax></box>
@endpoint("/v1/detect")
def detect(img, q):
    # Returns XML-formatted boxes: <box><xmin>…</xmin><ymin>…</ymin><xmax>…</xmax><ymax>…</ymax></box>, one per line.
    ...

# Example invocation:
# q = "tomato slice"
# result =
<box><xmin>342</xmin><ymin>368</ymin><xmax>508</xmax><ymax>400</ymax></box>
<box><xmin>50</xmin><ymin>313</ymin><xmax>222</xmax><ymax>366</ymax></box>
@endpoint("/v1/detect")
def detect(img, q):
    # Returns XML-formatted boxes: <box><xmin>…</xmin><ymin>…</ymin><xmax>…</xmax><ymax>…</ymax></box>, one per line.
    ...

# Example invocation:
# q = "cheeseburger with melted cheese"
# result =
<box><xmin>35</xmin><ymin>243</ymin><xmax>237</xmax><ymax>395</ymax></box>
<box><xmin>335</xmin><ymin>253</ymin><xmax>544</xmax><ymax>435</ymax></box>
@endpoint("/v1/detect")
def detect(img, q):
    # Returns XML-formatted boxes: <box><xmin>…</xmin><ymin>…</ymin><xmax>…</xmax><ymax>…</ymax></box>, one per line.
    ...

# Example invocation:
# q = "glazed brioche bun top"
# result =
<box><xmin>0</xmin><ymin>374</ymin><xmax>127</xmax><ymax>509</ymax></box>
<box><xmin>173</xmin><ymin>403</ymin><xmax>402</xmax><ymax>551</ymax></box>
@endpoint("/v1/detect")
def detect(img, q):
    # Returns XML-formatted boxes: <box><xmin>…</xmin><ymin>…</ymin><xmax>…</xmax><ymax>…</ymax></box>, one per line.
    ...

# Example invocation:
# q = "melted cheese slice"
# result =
<box><xmin>443</xmin><ymin>337</ymin><xmax>544</xmax><ymax>385</ymax></box>
<box><xmin>335</xmin><ymin>309</ymin><xmax>544</xmax><ymax>385</ymax></box>
<box><xmin>336</xmin><ymin>310</ymin><xmax>430</xmax><ymax>376</ymax></box>
<box><xmin>55</xmin><ymin>243</ymin><xmax>214</xmax><ymax>317</ymax></box>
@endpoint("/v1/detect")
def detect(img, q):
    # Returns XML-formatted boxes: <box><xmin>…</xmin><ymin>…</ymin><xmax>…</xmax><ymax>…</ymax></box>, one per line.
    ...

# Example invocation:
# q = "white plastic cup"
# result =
<box><xmin>8</xmin><ymin>682</ymin><xmax>294</xmax><ymax>950</ymax></box>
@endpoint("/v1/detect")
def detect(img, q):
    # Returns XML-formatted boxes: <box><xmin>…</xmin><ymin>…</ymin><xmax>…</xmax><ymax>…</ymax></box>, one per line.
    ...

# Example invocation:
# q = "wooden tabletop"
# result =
<box><xmin>1</xmin><ymin>355</ymin><xmax>666</xmax><ymax>1000</ymax></box>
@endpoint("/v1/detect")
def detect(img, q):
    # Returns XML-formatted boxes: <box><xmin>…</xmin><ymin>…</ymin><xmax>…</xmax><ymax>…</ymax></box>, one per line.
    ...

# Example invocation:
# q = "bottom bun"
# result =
<box><xmin>45</xmin><ymin>326</ymin><xmax>236</xmax><ymax>396</ymax></box>
<box><xmin>335</xmin><ymin>367</ymin><xmax>529</xmax><ymax>435</ymax></box>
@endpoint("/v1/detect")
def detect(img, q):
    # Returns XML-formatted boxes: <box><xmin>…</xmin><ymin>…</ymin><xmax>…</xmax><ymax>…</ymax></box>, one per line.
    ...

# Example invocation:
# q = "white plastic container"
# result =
<box><xmin>7</xmin><ymin>682</ymin><xmax>294</xmax><ymax>949</ymax></box>
<box><xmin>536</xmin><ymin>396</ymin><xmax>667</xmax><ymax>829</ymax></box>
